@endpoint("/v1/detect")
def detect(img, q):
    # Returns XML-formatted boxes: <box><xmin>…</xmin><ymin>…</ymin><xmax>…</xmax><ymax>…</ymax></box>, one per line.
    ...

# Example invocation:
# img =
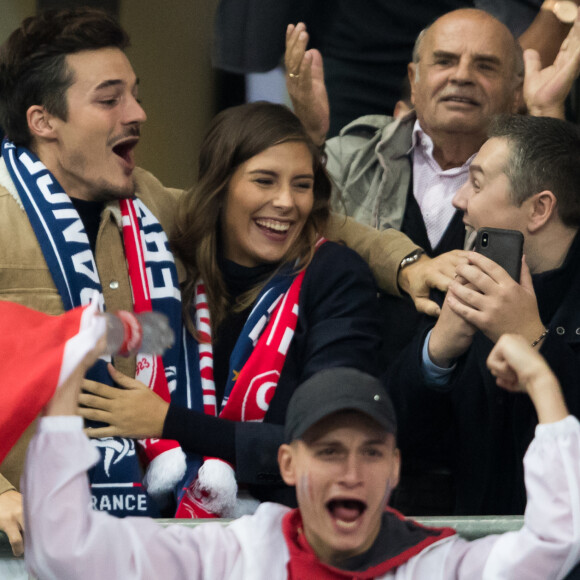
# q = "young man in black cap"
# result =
<box><xmin>23</xmin><ymin>334</ymin><xmax>580</xmax><ymax>579</ymax></box>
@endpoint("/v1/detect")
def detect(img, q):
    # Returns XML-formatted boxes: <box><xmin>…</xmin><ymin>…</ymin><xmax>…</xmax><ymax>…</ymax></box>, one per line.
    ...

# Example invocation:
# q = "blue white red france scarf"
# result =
<box><xmin>2</xmin><ymin>138</ymin><xmax>197</xmax><ymax>517</ymax></box>
<box><xmin>174</xmin><ymin>246</ymin><xmax>324</xmax><ymax>518</ymax></box>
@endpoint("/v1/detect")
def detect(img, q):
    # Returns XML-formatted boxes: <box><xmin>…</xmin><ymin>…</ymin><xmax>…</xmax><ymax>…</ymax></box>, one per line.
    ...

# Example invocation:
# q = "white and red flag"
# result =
<box><xmin>0</xmin><ymin>299</ymin><xmax>104</xmax><ymax>464</ymax></box>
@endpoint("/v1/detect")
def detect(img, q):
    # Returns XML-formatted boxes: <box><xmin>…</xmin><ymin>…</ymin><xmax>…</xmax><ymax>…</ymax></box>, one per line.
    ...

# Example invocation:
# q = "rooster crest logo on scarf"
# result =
<box><xmin>91</xmin><ymin>438</ymin><xmax>136</xmax><ymax>477</ymax></box>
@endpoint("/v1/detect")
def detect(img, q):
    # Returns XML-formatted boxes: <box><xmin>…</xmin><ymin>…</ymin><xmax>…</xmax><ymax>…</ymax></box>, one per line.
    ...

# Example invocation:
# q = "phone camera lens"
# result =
<box><xmin>481</xmin><ymin>233</ymin><xmax>489</xmax><ymax>247</ymax></box>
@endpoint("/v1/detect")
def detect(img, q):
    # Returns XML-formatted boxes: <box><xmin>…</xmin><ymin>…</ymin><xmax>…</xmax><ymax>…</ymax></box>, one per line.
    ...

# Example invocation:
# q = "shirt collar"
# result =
<box><xmin>411</xmin><ymin>120</ymin><xmax>476</xmax><ymax>174</ymax></box>
<box><xmin>411</xmin><ymin>120</ymin><xmax>431</xmax><ymax>156</ymax></box>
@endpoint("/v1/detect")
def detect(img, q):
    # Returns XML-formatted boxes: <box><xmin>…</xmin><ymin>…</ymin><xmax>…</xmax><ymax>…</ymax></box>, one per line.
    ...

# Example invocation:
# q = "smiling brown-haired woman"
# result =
<box><xmin>174</xmin><ymin>101</ymin><xmax>332</xmax><ymax>337</ymax></box>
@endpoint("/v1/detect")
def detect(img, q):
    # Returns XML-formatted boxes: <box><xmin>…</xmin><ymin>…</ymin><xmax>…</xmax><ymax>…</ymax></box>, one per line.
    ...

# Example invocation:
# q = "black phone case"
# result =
<box><xmin>474</xmin><ymin>227</ymin><xmax>524</xmax><ymax>281</ymax></box>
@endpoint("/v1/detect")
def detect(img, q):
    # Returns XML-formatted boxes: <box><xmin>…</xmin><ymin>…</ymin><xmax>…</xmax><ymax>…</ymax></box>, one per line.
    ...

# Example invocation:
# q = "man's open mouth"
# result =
<box><xmin>327</xmin><ymin>499</ymin><xmax>367</xmax><ymax>528</ymax></box>
<box><xmin>112</xmin><ymin>139</ymin><xmax>138</xmax><ymax>164</ymax></box>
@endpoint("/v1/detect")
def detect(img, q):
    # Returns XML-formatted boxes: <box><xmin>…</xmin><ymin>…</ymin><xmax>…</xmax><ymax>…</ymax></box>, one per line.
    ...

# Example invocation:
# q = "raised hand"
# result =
<box><xmin>285</xmin><ymin>22</ymin><xmax>330</xmax><ymax>146</ymax></box>
<box><xmin>525</xmin><ymin>11</ymin><xmax>580</xmax><ymax>119</ymax></box>
<box><xmin>487</xmin><ymin>334</ymin><xmax>568</xmax><ymax>424</ymax></box>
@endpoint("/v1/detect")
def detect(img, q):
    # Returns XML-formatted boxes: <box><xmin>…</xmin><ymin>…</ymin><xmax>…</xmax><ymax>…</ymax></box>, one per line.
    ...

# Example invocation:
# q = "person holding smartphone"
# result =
<box><xmin>385</xmin><ymin>114</ymin><xmax>580</xmax><ymax>516</ymax></box>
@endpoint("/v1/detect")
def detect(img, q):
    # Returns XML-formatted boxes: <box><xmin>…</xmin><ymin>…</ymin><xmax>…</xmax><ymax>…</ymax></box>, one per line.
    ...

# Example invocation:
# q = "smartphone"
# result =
<box><xmin>474</xmin><ymin>227</ymin><xmax>524</xmax><ymax>281</ymax></box>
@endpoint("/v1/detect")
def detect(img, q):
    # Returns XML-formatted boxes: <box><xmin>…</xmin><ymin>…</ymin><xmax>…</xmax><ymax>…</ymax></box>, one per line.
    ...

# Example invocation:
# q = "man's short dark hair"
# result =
<box><xmin>0</xmin><ymin>8</ymin><xmax>129</xmax><ymax>147</ymax></box>
<box><xmin>489</xmin><ymin>115</ymin><xmax>580</xmax><ymax>228</ymax></box>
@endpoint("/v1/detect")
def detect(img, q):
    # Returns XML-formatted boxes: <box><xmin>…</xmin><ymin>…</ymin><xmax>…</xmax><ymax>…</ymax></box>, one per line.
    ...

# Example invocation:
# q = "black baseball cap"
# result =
<box><xmin>285</xmin><ymin>367</ymin><xmax>397</xmax><ymax>442</ymax></box>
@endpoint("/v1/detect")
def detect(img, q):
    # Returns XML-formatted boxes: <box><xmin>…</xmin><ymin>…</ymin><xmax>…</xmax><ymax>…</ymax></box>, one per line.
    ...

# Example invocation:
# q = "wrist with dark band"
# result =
<box><xmin>531</xmin><ymin>328</ymin><xmax>549</xmax><ymax>348</ymax></box>
<box><xmin>399</xmin><ymin>249</ymin><xmax>425</xmax><ymax>270</ymax></box>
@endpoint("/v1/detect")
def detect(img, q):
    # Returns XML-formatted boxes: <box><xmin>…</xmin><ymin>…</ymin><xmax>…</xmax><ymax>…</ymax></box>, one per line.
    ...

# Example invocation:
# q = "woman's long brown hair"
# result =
<box><xmin>171</xmin><ymin>102</ymin><xmax>332</xmax><ymax>340</ymax></box>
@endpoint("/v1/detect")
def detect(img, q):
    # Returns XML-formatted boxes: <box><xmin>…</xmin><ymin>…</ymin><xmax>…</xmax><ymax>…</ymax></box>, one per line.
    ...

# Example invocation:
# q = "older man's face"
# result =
<box><xmin>409</xmin><ymin>10</ymin><xmax>521</xmax><ymax>143</ymax></box>
<box><xmin>278</xmin><ymin>411</ymin><xmax>400</xmax><ymax>567</ymax></box>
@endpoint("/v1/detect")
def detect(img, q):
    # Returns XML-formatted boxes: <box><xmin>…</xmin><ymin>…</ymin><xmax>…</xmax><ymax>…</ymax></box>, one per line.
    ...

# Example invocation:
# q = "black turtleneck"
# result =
<box><xmin>163</xmin><ymin>258</ymin><xmax>279</xmax><ymax>464</ymax></box>
<box><xmin>212</xmin><ymin>258</ymin><xmax>277</xmax><ymax>404</ymax></box>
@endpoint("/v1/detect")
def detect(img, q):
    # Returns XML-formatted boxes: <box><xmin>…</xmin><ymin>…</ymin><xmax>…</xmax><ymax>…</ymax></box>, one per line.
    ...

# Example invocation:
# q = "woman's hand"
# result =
<box><xmin>78</xmin><ymin>364</ymin><xmax>169</xmax><ymax>439</ymax></box>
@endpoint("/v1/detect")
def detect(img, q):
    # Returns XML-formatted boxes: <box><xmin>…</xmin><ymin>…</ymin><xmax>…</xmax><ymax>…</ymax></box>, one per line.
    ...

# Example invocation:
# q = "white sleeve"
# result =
<box><xmin>417</xmin><ymin>416</ymin><xmax>580</xmax><ymax>579</ymax></box>
<box><xmin>22</xmin><ymin>418</ymin><xmax>241</xmax><ymax>580</ymax></box>
<box><xmin>480</xmin><ymin>415</ymin><xmax>580</xmax><ymax>579</ymax></box>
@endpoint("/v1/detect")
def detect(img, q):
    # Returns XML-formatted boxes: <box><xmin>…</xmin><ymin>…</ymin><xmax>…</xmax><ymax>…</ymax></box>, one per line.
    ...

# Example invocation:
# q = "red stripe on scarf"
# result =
<box><xmin>120</xmin><ymin>200</ymin><xmax>180</xmax><ymax>463</ymax></box>
<box><xmin>195</xmin><ymin>284</ymin><xmax>217</xmax><ymax>417</ymax></box>
<box><xmin>220</xmin><ymin>269</ymin><xmax>305</xmax><ymax>423</ymax></box>
<box><xmin>176</xmin><ymin>263</ymin><xmax>311</xmax><ymax>518</ymax></box>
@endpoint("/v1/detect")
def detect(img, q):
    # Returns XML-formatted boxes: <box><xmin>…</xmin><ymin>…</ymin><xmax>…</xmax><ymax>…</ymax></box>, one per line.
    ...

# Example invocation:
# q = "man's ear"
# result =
<box><xmin>408</xmin><ymin>62</ymin><xmax>417</xmax><ymax>106</ymax></box>
<box><xmin>26</xmin><ymin>105</ymin><xmax>56</xmax><ymax>139</ymax></box>
<box><xmin>390</xmin><ymin>447</ymin><xmax>401</xmax><ymax>490</ymax></box>
<box><xmin>512</xmin><ymin>80</ymin><xmax>524</xmax><ymax>114</ymax></box>
<box><xmin>528</xmin><ymin>190</ymin><xmax>557</xmax><ymax>232</ymax></box>
<box><xmin>278</xmin><ymin>443</ymin><xmax>297</xmax><ymax>487</ymax></box>
<box><xmin>394</xmin><ymin>100</ymin><xmax>412</xmax><ymax>120</ymax></box>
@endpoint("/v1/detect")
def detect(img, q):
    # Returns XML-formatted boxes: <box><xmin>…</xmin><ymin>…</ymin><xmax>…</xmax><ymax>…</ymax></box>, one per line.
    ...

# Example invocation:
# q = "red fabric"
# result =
<box><xmin>194</xmin><ymin>284</ymin><xmax>217</xmax><ymax>417</ymax></box>
<box><xmin>176</xmin><ymin>270</ymin><xmax>307</xmax><ymax>518</ymax></box>
<box><xmin>120</xmin><ymin>199</ymin><xmax>180</xmax><ymax>464</ymax></box>
<box><xmin>282</xmin><ymin>507</ymin><xmax>456</xmax><ymax>579</ymax></box>
<box><xmin>0</xmin><ymin>301</ymin><xmax>85</xmax><ymax>464</ymax></box>
<box><xmin>220</xmin><ymin>268</ymin><xmax>306</xmax><ymax>423</ymax></box>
